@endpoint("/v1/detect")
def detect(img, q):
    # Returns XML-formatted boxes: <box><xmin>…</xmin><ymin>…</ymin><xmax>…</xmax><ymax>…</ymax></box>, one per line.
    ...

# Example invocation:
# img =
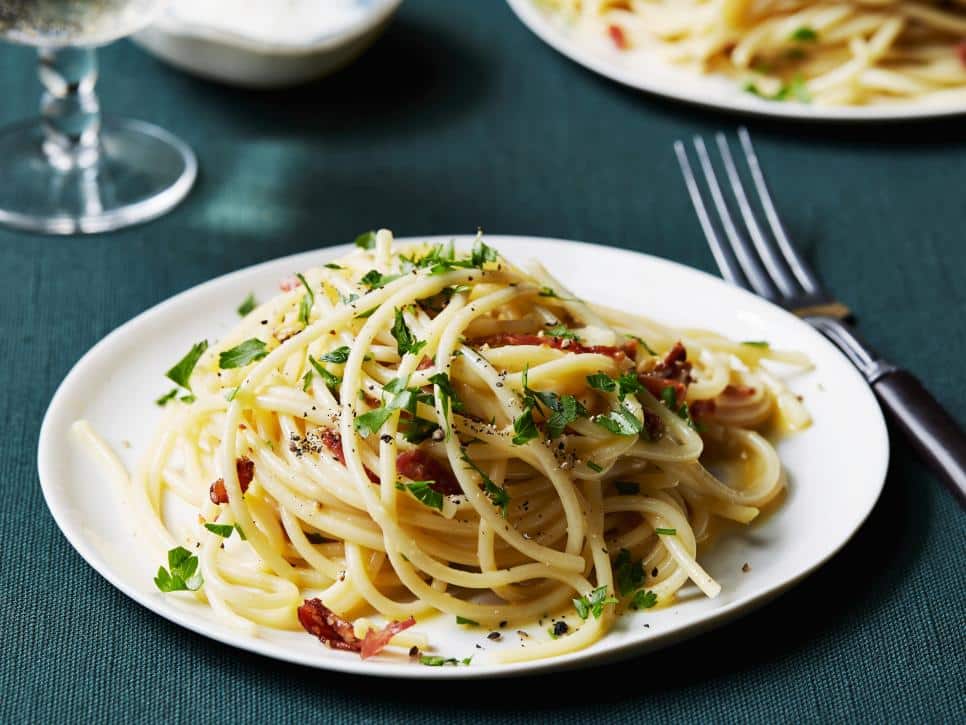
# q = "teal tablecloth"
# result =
<box><xmin>1</xmin><ymin>2</ymin><xmax>963</xmax><ymax>722</ymax></box>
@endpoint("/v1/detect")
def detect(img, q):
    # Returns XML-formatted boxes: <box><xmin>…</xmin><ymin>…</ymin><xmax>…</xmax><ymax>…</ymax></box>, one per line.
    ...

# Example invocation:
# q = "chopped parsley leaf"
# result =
<box><xmin>573</xmin><ymin>586</ymin><xmax>618</xmax><ymax>620</ymax></box>
<box><xmin>323</xmin><ymin>262</ymin><xmax>343</xmax><ymax>270</ymax></box>
<box><xmin>219</xmin><ymin>339</ymin><xmax>268</xmax><ymax>369</ymax></box>
<box><xmin>354</xmin><ymin>230</ymin><xmax>377</xmax><ymax>249</ymax></box>
<box><xmin>545</xmin><ymin>324</ymin><xmax>579</xmax><ymax>341</ymax></box>
<box><xmin>237</xmin><ymin>292</ymin><xmax>257</xmax><ymax>316</ymax></box>
<box><xmin>354</xmin><ymin>377</ymin><xmax>424</xmax><ymax>437</ymax></box>
<box><xmin>420</xmin><ymin>655</ymin><xmax>465</xmax><ymax>667</ymax></box>
<box><xmin>586</xmin><ymin>373</ymin><xmax>615</xmax><ymax>393</ymax></box>
<box><xmin>204</xmin><ymin>523</ymin><xmax>235</xmax><ymax>538</ymax></box>
<box><xmin>360</xmin><ymin>269</ymin><xmax>401</xmax><ymax>290</ymax></box>
<box><xmin>391</xmin><ymin>308</ymin><xmax>427</xmax><ymax>358</ymax></box>
<box><xmin>461</xmin><ymin>450</ymin><xmax>509</xmax><ymax>517</ymax></box>
<box><xmin>594</xmin><ymin>404</ymin><xmax>643</xmax><ymax>436</ymax></box>
<box><xmin>655</xmin><ymin>527</ymin><xmax>677</xmax><ymax>536</ymax></box>
<box><xmin>355</xmin><ymin>306</ymin><xmax>377</xmax><ymax>319</ymax></box>
<box><xmin>302</xmin><ymin>370</ymin><xmax>313</xmax><ymax>391</ymax></box>
<box><xmin>741</xmin><ymin>340</ymin><xmax>770</xmax><ymax>348</ymax></box>
<box><xmin>512</xmin><ymin>407</ymin><xmax>539</xmax><ymax>445</ymax></box>
<box><xmin>308</xmin><ymin>356</ymin><xmax>341</xmax><ymax>390</ymax></box>
<box><xmin>790</xmin><ymin>26</ymin><xmax>818</xmax><ymax>42</ymax></box>
<box><xmin>660</xmin><ymin>386</ymin><xmax>699</xmax><ymax>430</ymax></box>
<box><xmin>428</xmin><ymin>372</ymin><xmax>462</xmax><ymax>438</ymax></box>
<box><xmin>614</xmin><ymin>549</ymin><xmax>645</xmax><ymax>597</ymax></box>
<box><xmin>179</xmin><ymin>394</ymin><xmax>196</xmax><ymax>404</ymax></box>
<box><xmin>586</xmin><ymin>461</ymin><xmax>603</xmax><ymax>473</ymax></box>
<box><xmin>400</xmin><ymin>417</ymin><xmax>439</xmax><ymax>444</ymax></box>
<box><xmin>155</xmin><ymin>388</ymin><xmax>178</xmax><ymax>406</ymax></box>
<box><xmin>166</xmin><ymin>340</ymin><xmax>208</xmax><ymax>391</ymax></box>
<box><xmin>456</xmin><ymin>616</ymin><xmax>479</xmax><ymax>626</ymax></box>
<box><xmin>154</xmin><ymin>546</ymin><xmax>203</xmax><ymax>593</ymax></box>
<box><xmin>225</xmin><ymin>386</ymin><xmax>240</xmax><ymax>402</ymax></box>
<box><xmin>296</xmin><ymin>273</ymin><xmax>314</xmax><ymax>326</ymax></box>
<box><xmin>320</xmin><ymin>346</ymin><xmax>351</xmax><ymax>363</ymax></box>
<box><xmin>396</xmin><ymin>480</ymin><xmax>443</xmax><ymax>511</ymax></box>
<box><xmin>631</xmin><ymin>589</ymin><xmax>658</xmax><ymax>610</ymax></box>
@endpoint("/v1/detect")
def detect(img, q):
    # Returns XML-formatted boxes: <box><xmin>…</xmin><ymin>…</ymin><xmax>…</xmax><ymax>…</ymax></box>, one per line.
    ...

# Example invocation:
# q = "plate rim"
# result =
<box><xmin>37</xmin><ymin>234</ymin><xmax>890</xmax><ymax>679</ymax></box>
<box><xmin>504</xmin><ymin>0</ymin><xmax>966</xmax><ymax>123</ymax></box>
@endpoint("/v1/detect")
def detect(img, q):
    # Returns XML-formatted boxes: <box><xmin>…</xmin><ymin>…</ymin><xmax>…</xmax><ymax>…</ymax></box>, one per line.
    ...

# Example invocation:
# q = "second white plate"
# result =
<box><xmin>38</xmin><ymin>235</ymin><xmax>889</xmax><ymax>678</ymax></box>
<box><xmin>506</xmin><ymin>0</ymin><xmax>966</xmax><ymax>122</ymax></box>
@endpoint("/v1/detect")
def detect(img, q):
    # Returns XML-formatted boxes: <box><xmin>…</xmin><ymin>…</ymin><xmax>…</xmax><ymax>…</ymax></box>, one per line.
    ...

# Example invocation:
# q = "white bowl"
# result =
<box><xmin>133</xmin><ymin>0</ymin><xmax>404</xmax><ymax>88</ymax></box>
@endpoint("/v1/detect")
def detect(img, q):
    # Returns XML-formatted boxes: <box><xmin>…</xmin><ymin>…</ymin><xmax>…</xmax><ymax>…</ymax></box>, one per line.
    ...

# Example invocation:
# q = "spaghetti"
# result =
<box><xmin>542</xmin><ymin>0</ymin><xmax>966</xmax><ymax>107</ymax></box>
<box><xmin>100</xmin><ymin>230</ymin><xmax>812</xmax><ymax>664</ymax></box>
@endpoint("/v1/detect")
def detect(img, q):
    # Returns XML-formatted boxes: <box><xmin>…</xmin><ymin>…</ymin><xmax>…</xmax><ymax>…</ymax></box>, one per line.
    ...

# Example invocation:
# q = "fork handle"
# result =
<box><xmin>873</xmin><ymin>369</ymin><xmax>966</xmax><ymax>507</ymax></box>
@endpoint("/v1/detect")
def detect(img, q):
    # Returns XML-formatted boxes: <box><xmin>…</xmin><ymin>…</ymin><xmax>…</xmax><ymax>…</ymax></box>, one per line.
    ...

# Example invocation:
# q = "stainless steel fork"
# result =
<box><xmin>675</xmin><ymin>127</ymin><xmax>966</xmax><ymax>506</ymax></box>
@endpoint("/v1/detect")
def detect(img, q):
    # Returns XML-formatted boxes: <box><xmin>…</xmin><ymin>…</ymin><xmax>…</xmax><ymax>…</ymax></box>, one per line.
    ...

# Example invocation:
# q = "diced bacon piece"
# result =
<box><xmin>298</xmin><ymin>599</ymin><xmax>362</xmax><ymax>653</ymax></box>
<box><xmin>608</xmin><ymin>24</ymin><xmax>628</xmax><ymax>50</ymax></box>
<box><xmin>321</xmin><ymin>429</ymin><xmax>379</xmax><ymax>482</ymax></box>
<box><xmin>209</xmin><ymin>458</ymin><xmax>255</xmax><ymax>504</ymax></box>
<box><xmin>396</xmin><ymin>449</ymin><xmax>461</xmax><ymax>495</ymax></box>
<box><xmin>321</xmin><ymin>430</ymin><xmax>346</xmax><ymax>465</ymax></box>
<box><xmin>417</xmin><ymin>356</ymin><xmax>434</xmax><ymax>370</ymax></box>
<box><xmin>642</xmin><ymin>408</ymin><xmax>664</xmax><ymax>441</ymax></box>
<box><xmin>279</xmin><ymin>275</ymin><xmax>300</xmax><ymax>292</ymax></box>
<box><xmin>690</xmin><ymin>399</ymin><xmax>716</xmax><ymax>420</ymax></box>
<box><xmin>958</xmin><ymin>41</ymin><xmax>966</xmax><ymax>67</ymax></box>
<box><xmin>360</xmin><ymin>616</ymin><xmax>417</xmax><ymax>659</ymax></box>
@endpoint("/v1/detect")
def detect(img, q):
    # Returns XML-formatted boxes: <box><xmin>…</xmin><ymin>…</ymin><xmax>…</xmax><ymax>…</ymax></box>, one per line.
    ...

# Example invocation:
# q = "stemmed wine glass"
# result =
<box><xmin>0</xmin><ymin>0</ymin><xmax>196</xmax><ymax>234</ymax></box>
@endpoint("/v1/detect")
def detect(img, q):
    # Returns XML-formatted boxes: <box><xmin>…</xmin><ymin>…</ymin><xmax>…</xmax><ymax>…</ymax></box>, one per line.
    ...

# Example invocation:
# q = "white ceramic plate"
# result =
<box><xmin>38</xmin><ymin>235</ymin><xmax>888</xmax><ymax>678</ymax></box>
<box><xmin>506</xmin><ymin>0</ymin><xmax>966</xmax><ymax>122</ymax></box>
<box><xmin>133</xmin><ymin>0</ymin><xmax>403</xmax><ymax>88</ymax></box>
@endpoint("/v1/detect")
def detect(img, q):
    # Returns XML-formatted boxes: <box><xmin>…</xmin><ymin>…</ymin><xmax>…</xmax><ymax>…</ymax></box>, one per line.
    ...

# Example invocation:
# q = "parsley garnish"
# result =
<box><xmin>790</xmin><ymin>26</ymin><xmax>818</xmax><ymax>42</ymax></box>
<box><xmin>360</xmin><ymin>269</ymin><xmax>401</xmax><ymax>290</ymax></box>
<box><xmin>307</xmin><ymin>355</ymin><xmax>342</xmax><ymax>390</ymax></box>
<box><xmin>355</xmin><ymin>306</ymin><xmax>377</xmax><ymax>319</ymax></box>
<box><xmin>586</xmin><ymin>372</ymin><xmax>642</xmax><ymax>400</ymax></box>
<box><xmin>401</xmin><ymin>236</ymin><xmax>498</xmax><ymax>276</ymax></box>
<box><xmin>302</xmin><ymin>371</ymin><xmax>313</xmax><ymax>391</ymax></box>
<box><xmin>514</xmin><ymin>365</ymin><xmax>587</xmax><ymax>444</ymax></box>
<box><xmin>428</xmin><ymin>372</ymin><xmax>461</xmax><ymax>438</ymax></box>
<box><xmin>594</xmin><ymin>404</ymin><xmax>643</xmax><ymax>436</ymax></box>
<box><xmin>631</xmin><ymin>590</ymin><xmax>658</xmax><ymax>610</ymax></box>
<box><xmin>219</xmin><ymin>339</ymin><xmax>268</xmax><ymax>369</ymax></box>
<box><xmin>537</xmin><ymin>286</ymin><xmax>580</xmax><ymax>302</ymax></box>
<box><xmin>391</xmin><ymin>309</ymin><xmax>427</xmax><ymax>358</ymax></box>
<box><xmin>573</xmin><ymin>586</ymin><xmax>618</xmax><ymax>620</ymax></box>
<box><xmin>456</xmin><ymin>616</ymin><xmax>479</xmax><ymax>626</ymax></box>
<box><xmin>296</xmin><ymin>273</ymin><xmax>314</xmax><ymax>326</ymax></box>
<box><xmin>614</xmin><ymin>481</ymin><xmax>639</xmax><ymax>495</ymax></box>
<box><xmin>324</xmin><ymin>262</ymin><xmax>343</xmax><ymax>270</ymax></box>
<box><xmin>237</xmin><ymin>293</ymin><xmax>257</xmax><ymax>316</ymax></box>
<box><xmin>545</xmin><ymin>324</ymin><xmax>579</xmax><ymax>341</ymax></box>
<box><xmin>461</xmin><ymin>450</ymin><xmax>510</xmax><ymax>517</ymax></box>
<box><xmin>741</xmin><ymin>340</ymin><xmax>770</xmax><ymax>348</ymax></box>
<box><xmin>586</xmin><ymin>461</ymin><xmax>603</xmax><ymax>473</ymax></box>
<box><xmin>655</xmin><ymin>527</ymin><xmax>677</xmax><ymax>536</ymax></box>
<box><xmin>155</xmin><ymin>388</ymin><xmax>178</xmax><ymax>406</ymax></box>
<box><xmin>354</xmin><ymin>377</ymin><xmax>425</xmax><ymax>437</ymax></box>
<box><xmin>420</xmin><ymin>655</ymin><xmax>469</xmax><ymax>667</ymax></box>
<box><xmin>614</xmin><ymin>549</ymin><xmax>644</xmax><ymax>597</ymax></box>
<box><xmin>204</xmin><ymin>523</ymin><xmax>235</xmax><ymax>538</ymax></box>
<box><xmin>400</xmin><ymin>417</ymin><xmax>439</xmax><ymax>444</ymax></box>
<box><xmin>166</xmin><ymin>340</ymin><xmax>208</xmax><ymax>391</ymax></box>
<box><xmin>154</xmin><ymin>546</ymin><xmax>203</xmax><ymax>592</ymax></box>
<box><xmin>320</xmin><ymin>346</ymin><xmax>351</xmax><ymax>363</ymax></box>
<box><xmin>180</xmin><ymin>394</ymin><xmax>196</xmax><ymax>403</ymax></box>
<box><xmin>396</xmin><ymin>480</ymin><xmax>443</xmax><ymax>511</ymax></box>
<box><xmin>659</xmin><ymin>386</ymin><xmax>698</xmax><ymax>430</ymax></box>
<box><xmin>225</xmin><ymin>386</ymin><xmax>240</xmax><ymax>402</ymax></box>
<box><xmin>354</xmin><ymin>230</ymin><xmax>377</xmax><ymax>249</ymax></box>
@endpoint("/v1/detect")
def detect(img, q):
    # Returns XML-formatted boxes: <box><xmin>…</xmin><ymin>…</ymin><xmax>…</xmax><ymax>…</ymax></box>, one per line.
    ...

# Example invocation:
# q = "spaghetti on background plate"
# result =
<box><xmin>75</xmin><ymin>229</ymin><xmax>812</xmax><ymax>665</ymax></box>
<box><xmin>540</xmin><ymin>0</ymin><xmax>966</xmax><ymax>107</ymax></box>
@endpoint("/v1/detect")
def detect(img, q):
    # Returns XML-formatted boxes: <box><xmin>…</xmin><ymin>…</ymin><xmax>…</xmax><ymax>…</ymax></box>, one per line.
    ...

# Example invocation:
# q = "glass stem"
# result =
<box><xmin>38</xmin><ymin>46</ymin><xmax>100</xmax><ymax>170</ymax></box>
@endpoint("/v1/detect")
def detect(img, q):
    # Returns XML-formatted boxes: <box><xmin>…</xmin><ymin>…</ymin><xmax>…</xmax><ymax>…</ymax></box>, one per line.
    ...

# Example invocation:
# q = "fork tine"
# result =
<box><xmin>737</xmin><ymin>128</ymin><xmax>825</xmax><ymax>296</ymax></box>
<box><xmin>714</xmin><ymin>132</ymin><xmax>801</xmax><ymax>299</ymax></box>
<box><xmin>690</xmin><ymin>136</ymin><xmax>780</xmax><ymax>301</ymax></box>
<box><xmin>673</xmin><ymin>141</ymin><xmax>746</xmax><ymax>287</ymax></box>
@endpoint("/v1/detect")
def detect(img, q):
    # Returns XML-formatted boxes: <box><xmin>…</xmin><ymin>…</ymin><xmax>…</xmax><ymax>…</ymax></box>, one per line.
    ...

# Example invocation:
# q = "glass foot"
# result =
<box><xmin>0</xmin><ymin>116</ymin><xmax>197</xmax><ymax>235</ymax></box>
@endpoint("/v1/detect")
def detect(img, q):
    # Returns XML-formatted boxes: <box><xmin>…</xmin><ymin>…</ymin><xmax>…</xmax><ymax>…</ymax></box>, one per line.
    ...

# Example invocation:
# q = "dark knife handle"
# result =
<box><xmin>873</xmin><ymin>369</ymin><xmax>966</xmax><ymax>507</ymax></box>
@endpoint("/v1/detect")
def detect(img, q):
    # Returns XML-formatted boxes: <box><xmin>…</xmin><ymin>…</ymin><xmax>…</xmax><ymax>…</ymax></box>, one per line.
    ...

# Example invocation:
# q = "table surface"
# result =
<box><xmin>2</xmin><ymin>2</ymin><xmax>964</xmax><ymax>722</ymax></box>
